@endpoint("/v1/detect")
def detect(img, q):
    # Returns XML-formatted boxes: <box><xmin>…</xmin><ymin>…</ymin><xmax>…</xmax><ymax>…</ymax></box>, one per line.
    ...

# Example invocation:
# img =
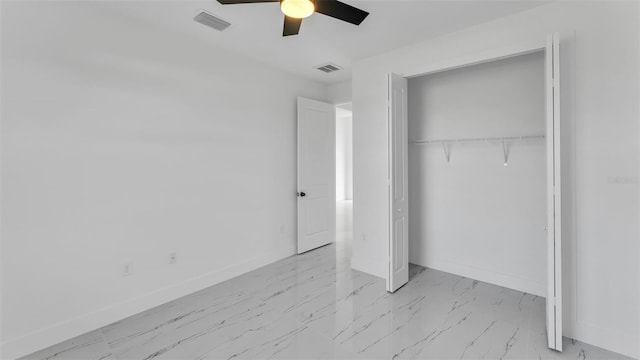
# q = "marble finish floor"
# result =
<box><xmin>22</xmin><ymin>204</ymin><xmax>631</xmax><ymax>359</ymax></box>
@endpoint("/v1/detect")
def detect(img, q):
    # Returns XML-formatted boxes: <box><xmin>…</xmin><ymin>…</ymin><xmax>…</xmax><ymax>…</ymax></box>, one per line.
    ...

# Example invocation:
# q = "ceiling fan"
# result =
<box><xmin>217</xmin><ymin>0</ymin><xmax>369</xmax><ymax>36</ymax></box>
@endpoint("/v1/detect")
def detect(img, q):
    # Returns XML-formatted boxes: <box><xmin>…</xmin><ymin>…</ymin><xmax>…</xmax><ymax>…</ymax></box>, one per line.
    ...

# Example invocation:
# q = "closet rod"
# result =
<box><xmin>409</xmin><ymin>134</ymin><xmax>545</xmax><ymax>145</ymax></box>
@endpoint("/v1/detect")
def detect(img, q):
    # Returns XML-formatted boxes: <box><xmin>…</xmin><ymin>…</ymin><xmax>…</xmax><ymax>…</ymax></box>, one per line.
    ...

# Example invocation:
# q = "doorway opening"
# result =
<box><xmin>295</xmin><ymin>97</ymin><xmax>352</xmax><ymax>257</ymax></box>
<box><xmin>335</xmin><ymin>103</ymin><xmax>353</xmax><ymax>250</ymax></box>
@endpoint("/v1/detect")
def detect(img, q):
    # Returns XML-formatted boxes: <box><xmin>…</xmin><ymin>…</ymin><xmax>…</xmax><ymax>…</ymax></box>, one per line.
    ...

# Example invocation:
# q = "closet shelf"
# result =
<box><xmin>409</xmin><ymin>134</ymin><xmax>545</xmax><ymax>165</ymax></box>
<box><xmin>409</xmin><ymin>134</ymin><xmax>545</xmax><ymax>145</ymax></box>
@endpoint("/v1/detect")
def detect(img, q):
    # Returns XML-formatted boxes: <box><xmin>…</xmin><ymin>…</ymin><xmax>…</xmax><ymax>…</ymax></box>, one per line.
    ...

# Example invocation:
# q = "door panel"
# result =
<box><xmin>297</xmin><ymin>97</ymin><xmax>336</xmax><ymax>254</ymax></box>
<box><xmin>393</xmin><ymin>217</ymin><xmax>405</xmax><ymax>271</ymax></box>
<box><xmin>305</xmin><ymin>198</ymin><xmax>329</xmax><ymax>235</ymax></box>
<box><xmin>388</xmin><ymin>73</ymin><xmax>409</xmax><ymax>292</ymax></box>
<box><xmin>546</xmin><ymin>32</ymin><xmax>562</xmax><ymax>352</ymax></box>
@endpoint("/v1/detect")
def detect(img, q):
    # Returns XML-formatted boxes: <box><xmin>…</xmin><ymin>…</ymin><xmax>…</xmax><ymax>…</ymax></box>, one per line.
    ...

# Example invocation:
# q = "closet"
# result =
<box><xmin>407</xmin><ymin>51</ymin><xmax>546</xmax><ymax>297</ymax></box>
<box><xmin>387</xmin><ymin>33</ymin><xmax>562</xmax><ymax>352</ymax></box>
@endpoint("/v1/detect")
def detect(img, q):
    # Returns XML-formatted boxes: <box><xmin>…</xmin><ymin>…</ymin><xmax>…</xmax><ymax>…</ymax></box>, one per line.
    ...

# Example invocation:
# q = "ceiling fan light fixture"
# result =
<box><xmin>281</xmin><ymin>0</ymin><xmax>314</xmax><ymax>19</ymax></box>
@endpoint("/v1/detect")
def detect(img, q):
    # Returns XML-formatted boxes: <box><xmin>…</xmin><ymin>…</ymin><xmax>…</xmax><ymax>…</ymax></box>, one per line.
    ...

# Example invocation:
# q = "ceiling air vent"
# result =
<box><xmin>315</xmin><ymin>63</ymin><xmax>342</xmax><ymax>74</ymax></box>
<box><xmin>194</xmin><ymin>10</ymin><xmax>231</xmax><ymax>31</ymax></box>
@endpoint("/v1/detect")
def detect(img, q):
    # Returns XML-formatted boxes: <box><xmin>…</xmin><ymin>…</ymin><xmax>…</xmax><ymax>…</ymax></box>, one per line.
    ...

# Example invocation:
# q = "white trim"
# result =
<box><xmin>1</xmin><ymin>249</ymin><xmax>294</xmax><ymax>360</ymax></box>
<box><xmin>637</xmin><ymin>6</ymin><xmax>640</xmax><ymax>360</ymax></box>
<box><xmin>0</xmin><ymin>1</ymin><xmax>4</xmax><ymax>355</ymax></box>
<box><xmin>552</xmin><ymin>31</ymin><xmax>563</xmax><ymax>352</ymax></box>
<box><xmin>570</xmin><ymin>322</ymin><xmax>639</xmax><ymax>359</ymax></box>
<box><xmin>414</xmin><ymin>258</ymin><xmax>546</xmax><ymax>298</ymax></box>
<box><xmin>387</xmin><ymin>73</ymin><xmax>393</xmax><ymax>292</ymax></box>
<box><xmin>403</xmin><ymin>38</ymin><xmax>546</xmax><ymax>79</ymax></box>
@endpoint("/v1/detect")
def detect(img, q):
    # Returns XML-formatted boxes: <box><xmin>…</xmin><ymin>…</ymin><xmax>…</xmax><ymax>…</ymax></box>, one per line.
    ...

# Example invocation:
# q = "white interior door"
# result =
<box><xmin>546</xmin><ymin>32</ymin><xmax>562</xmax><ymax>352</ymax></box>
<box><xmin>387</xmin><ymin>73</ymin><xmax>409</xmax><ymax>292</ymax></box>
<box><xmin>297</xmin><ymin>97</ymin><xmax>336</xmax><ymax>254</ymax></box>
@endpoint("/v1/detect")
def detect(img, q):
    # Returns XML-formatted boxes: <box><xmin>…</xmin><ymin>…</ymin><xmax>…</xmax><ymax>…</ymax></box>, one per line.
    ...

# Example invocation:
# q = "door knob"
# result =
<box><xmin>298</xmin><ymin>192</ymin><xmax>306</xmax><ymax>197</ymax></box>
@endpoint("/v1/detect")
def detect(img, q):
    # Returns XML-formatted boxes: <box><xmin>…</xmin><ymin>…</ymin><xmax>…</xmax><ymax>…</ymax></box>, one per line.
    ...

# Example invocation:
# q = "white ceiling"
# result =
<box><xmin>99</xmin><ymin>0</ymin><xmax>548</xmax><ymax>84</ymax></box>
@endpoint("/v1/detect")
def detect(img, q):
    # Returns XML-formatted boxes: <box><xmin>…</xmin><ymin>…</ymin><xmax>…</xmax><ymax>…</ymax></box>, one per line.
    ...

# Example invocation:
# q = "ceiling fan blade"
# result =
<box><xmin>217</xmin><ymin>0</ymin><xmax>278</xmax><ymax>4</ymax></box>
<box><xmin>283</xmin><ymin>16</ymin><xmax>303</xmax><ymax>36</ymax></box>
<box><xmin>314</xmin><ymin>0</ymin><xmax>369</xmax><ymax>25</ymax></box>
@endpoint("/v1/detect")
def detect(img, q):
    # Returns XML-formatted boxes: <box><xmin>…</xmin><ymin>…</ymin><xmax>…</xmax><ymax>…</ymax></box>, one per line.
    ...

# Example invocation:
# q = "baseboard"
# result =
<box><xmin>351</xmin><ymin>256</ymin><xmax>386</xmax><ymax>279</ymax></box>
<box><xmin>1</xmin><ymin>248</ymin><xmax>294</xmax><ymax>360</ymax></box>
<box><xmin>414</xmin><ymin>257</ymin><xmax>546</xmax><ymax>297</ymax></box>
<box><xmin>569</xmin><ymin>321</ymin><xmax>639</xmax><ymax>359</ymax></box>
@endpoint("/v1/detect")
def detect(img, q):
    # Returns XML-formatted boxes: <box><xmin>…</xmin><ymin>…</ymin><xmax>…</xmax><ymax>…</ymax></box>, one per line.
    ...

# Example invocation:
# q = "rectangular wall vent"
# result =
<box><xmin>315</xmin><ymin>63</ymin><xmax>342</xmax><ymax>73</ymax></box>
<box><xmin>194</xmin><ymin>10</ymin><xmax>231</xmax><ymax>31</ymax></box>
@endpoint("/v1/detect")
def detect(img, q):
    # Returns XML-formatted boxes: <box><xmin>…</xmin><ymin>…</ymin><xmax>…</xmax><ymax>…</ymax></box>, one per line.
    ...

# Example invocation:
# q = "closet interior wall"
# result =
<box><xmin>407</xmin><ymin>51</ymin><xmax>547</xmax><ymax>296</ymax></box>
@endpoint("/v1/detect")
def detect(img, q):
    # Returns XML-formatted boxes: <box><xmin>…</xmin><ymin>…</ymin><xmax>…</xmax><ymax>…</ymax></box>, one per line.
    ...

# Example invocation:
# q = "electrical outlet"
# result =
<box><xmin>279</xmin><ymin>224</ymin><xmax>285</xmax><ymax>234</ymax></box>
<box><xmin>123</xmin><ymin>261</ymin><xmax>133</xmax><ymax>277</ymax></box>
<box><xmin>169</xmin><ymin>252</ymin><xmax>177</xmax><ymax>264</ymax></box>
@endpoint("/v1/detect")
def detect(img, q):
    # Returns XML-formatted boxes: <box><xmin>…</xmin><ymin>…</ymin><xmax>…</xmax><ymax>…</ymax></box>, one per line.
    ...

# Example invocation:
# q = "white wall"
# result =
<box><xmin>327</xmin><ymin>81</ymin><xmax>352</xmax><ymax>105</ymax></box>
<box><xmin>335</xmin><ymin>109</ymin><xmax>353</xmax><ymax>201</ymax></box>
<box><xmin>352</xmin><ymin>2</ymin><xmax>639</xmax><ymax>357</ymax></box>
<box><xmin>408</xmin><ymin>52</ymin><xmax>546</xmax><ymax>297</ymax></box>
<box><xmin>0</xmin><ymin>2</ymin><xmax>327</xmax><ymax>358</ymax></box>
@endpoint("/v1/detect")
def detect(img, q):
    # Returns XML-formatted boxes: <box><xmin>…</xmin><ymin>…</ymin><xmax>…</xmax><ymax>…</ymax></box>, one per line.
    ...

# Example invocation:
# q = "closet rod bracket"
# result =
<box><xmin>502</xmin><ymin>139</ymin><xmax>509</xmax><ymax>166</ymax></box>
<box><xmin>442</xmin><ymin>142</ymin><xmax>451</xmax><ymax>163</ymax></box>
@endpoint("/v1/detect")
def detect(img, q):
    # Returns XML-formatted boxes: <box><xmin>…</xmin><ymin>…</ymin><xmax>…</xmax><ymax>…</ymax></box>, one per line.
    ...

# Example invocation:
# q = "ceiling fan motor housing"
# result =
<box><xmin>217</xmin><ymin>0</ymin><xmax>369</xmax><ymax>37</ymax></box>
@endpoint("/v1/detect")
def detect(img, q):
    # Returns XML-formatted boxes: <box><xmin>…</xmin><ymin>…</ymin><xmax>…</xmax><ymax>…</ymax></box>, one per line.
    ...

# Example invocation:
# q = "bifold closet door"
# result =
<box><xmin>387</xmin><ymin>73</ymin><xmax>409</xmax><ymax>293</ymax></box>
<box><xmin>297</xmin><ymin>97</ymin><xmax>336</xmax><ymax>254</ymax></box>
<box><xmin>546</xmin><ymin>32</ymin><xmax>562</xmax><ymax>352</ymax></box>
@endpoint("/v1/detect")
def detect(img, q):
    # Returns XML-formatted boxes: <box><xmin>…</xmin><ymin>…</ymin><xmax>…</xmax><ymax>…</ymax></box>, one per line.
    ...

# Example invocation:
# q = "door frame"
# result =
<box><xmin>387</xmin><ymin>32</ymin><xmax>573</xmax><ymax>352</ymax></box>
